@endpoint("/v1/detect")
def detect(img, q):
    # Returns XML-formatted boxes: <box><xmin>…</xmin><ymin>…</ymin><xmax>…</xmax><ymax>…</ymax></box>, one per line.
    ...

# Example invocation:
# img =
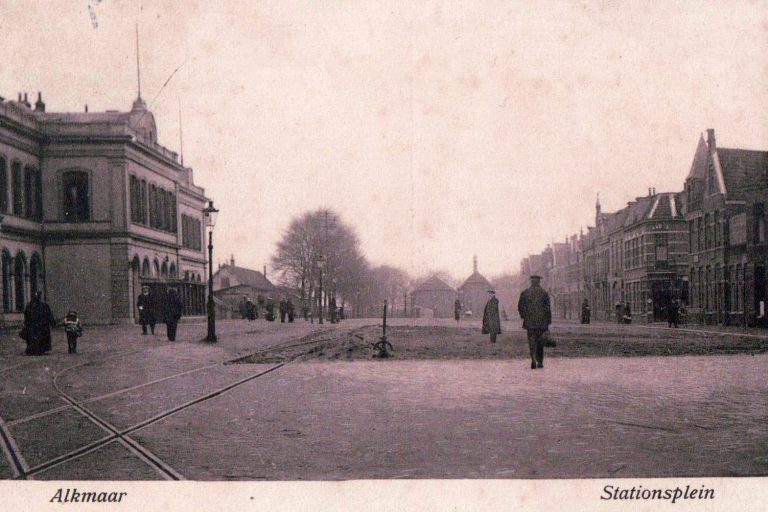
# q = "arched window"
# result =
<box><xmin>161</xmin><ymin>261</ymin><xmax>168</xmax><ymax>278</ymax></box>
<box><xmin>169</xmin><ymin>263</ymin><xmax>177</xmax><ymax>278</ymax></box>
<box><xmin>33</xmin><ymin>167</ymin><xmax>42</xmax><ymax>220</ymax></box>
<box><xmin>0</xmin><ymin>157</ymin><xmax>7</xmax><ymax>213</ymax></box>
<box><xmin>12</xmin><ymin>161</ymin><xmax>22</xmax><ymax>215</ymax></box>
<box><xmin>30</xmin><ymin>253</ymin><xmax>42</xmax><ymax>299</ymax></box>
<box><xmin>142</xmin><ymin>258</ymin><xmax>151</xmax><ymax>278</ymax></box>
<box><xmin>14</xmin><ymin>253</ymin><xmax>26</xmax><ymax>312</ymax></box>
<box><xmin>1</xmin><ymin>250</ymin><xmax>11</xmax><ymax>312</ymax></box>
<box><xmin>149</xmin><ymin>185</ymin><xmax>157</xmax><ymax>227</ymax></box>
<box><xmin>130</xmin><ymin>175</ymin><xmax>139</xmax><ymax>223</ymax></box>
<box><xmin>153</xmin><ymin>260</ymin><xmax>160</xmax><ymax>277</ymax></box>
<box><xmin>62</xmin><ymin>170</ymin><xmax>89</xmax><ymax>222</ymax></box>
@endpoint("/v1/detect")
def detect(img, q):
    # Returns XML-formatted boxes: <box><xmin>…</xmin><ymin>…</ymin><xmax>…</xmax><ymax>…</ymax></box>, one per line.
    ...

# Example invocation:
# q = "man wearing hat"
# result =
<box><xmin>482</xmin><ymin>289</ymin><xmax>501</xmax><ymax>343</ymax></box>
<box><xmin>136</xmin><ymin>285</ymin><xmax>156</xmax><ymax>335</ymax></box>
<box><xmin>517</xmin><ymin>275</ymin><xmax>552</xmax><ymax>369</ymax></box>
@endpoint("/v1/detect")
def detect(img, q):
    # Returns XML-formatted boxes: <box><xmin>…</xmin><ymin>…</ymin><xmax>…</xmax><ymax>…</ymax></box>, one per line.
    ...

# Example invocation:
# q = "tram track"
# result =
<box><xmin>5</xmin><ymin>324</ymin><xmax>369</xmax><ymax>480</ymax></box>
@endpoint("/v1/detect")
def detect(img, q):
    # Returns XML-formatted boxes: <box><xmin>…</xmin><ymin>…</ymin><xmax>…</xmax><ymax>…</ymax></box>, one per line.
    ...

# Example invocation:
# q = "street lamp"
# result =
<box><xmin>203</xmin><ymin>200</ymin><xmax>219</xmax><ymax>342</ymax></box>
<box><xmin>317</xmin><ymin>255</ymin><xmax>325</xmax><ymax>325</ymax></box>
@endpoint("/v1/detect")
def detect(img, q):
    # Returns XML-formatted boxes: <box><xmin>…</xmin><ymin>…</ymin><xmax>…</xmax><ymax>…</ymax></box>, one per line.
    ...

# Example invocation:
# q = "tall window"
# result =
<box><xmin>130</xmin><ymin>175</ymin><xmax>140</xmax><ymax>223</ymax></box>
<box><xmin>140</xmin><ymin>179</ymin><xmax>148</xmax><ymax>224</ymax></box>
<box><xmin>14</xmin><ymin>254</ymin><xmax>25</xmax><ymax>312</ymax></box>
<box><xmin>0</xmin><ymin>157</ymin><xmax>7</xmax><ymax>213</ymax></box>
<box><xmin>62</xmin><ymin>171</ymin><xmax>89</xmax><ymax>222</ymax></box>
<box><xmin>755</xmin><ymin>204</ymin><xmax>766</xmax><ymax>244</ymax></box>
<box><xmin>1</xmin><ymin>251</ymin><xmax>11</xmax><ymax>312</ymax></box>
<box><xmin>12</xmin><ymin>161</ymin><xmax>22</xmax><ymax>215</ymax></box>
<box><xmin>23</xmin><ymin>166</ymin><xmax>35</xmax><ymax>219</ymax></box>
<box><xmin>33</xmin><ymin>167</ymin><xmax>42</xmax><ymax>220</ymax></box>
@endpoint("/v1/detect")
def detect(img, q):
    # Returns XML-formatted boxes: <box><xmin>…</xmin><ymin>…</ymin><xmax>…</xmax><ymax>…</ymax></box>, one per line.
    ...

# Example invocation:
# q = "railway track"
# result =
<box><xmin>1</xmin><ymin>324</ymin><xmax>368</xmax><ymax>480</ymax></box>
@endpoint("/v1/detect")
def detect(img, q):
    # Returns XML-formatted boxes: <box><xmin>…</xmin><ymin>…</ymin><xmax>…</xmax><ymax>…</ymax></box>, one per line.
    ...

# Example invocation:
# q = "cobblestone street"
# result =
<box><xmin>1</xmin><ymin>318</ymin><xmax>766</xmax><ymax>480</ymax></box>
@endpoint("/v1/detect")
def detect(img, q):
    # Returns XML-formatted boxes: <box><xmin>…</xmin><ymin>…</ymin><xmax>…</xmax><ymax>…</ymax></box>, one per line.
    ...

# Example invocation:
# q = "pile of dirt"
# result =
<box><xmin>232</xmin><ymin>325</ymin><xmax>768</xmax><ymax>363</ymax></box>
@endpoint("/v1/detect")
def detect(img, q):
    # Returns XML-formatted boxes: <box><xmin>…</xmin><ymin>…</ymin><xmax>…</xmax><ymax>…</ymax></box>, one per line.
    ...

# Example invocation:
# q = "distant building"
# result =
<box><xmin>213</xmin><ymin>257</ymin><xmax>275</xmax><ymax>310</ymax></box>
<box><xmin>0</xmin><ymin>91</ymin><xmax>210</xmax><ymax>324</ymax></box>
<box><xmin>684</xmin><ymin>129</ymin><xmax>768</xmax><ymax>326</ymax></box>
<box><xmin>458</xmin><ymin>256</ymin><xmax>496</xmax><ymax>317</ymax></box>
<box><xmin>410</xmin><ymin>275</ymin><xmax>456</xmax><ymax>318</ymax></box>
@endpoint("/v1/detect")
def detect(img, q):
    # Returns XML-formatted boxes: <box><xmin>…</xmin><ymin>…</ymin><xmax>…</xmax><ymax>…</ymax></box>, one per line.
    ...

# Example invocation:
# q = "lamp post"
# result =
<box><xmin>317</xmin><ymin>255</ymin><xmax>325</xmax><ymax>325</ymax></box>
<box><xmin>203</xmin><ymin>201</ymin><xmax>219</xmax><ymax>342</ymax></box>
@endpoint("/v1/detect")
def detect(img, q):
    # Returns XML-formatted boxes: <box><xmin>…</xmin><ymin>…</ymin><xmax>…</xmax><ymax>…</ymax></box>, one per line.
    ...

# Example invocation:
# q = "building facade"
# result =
<box><xmin>0</xmin><ymin>92</ymin><xmax>210</xmax><ymax>325</ymax></box>
<box><xmin>685</xmin><ymin>129</ymin><xmax>768</xmax><ymax>326</ymax></box>
<box><xmin>213</xmin><ymin>257</ymin><xmax>275</xmax><ymax>311</ymax></box>
<box><xmin>458</xmin><ymin>256</ymin><xmax>498</xmax><ymax>317</ymax></box>
<box><xmin>410</xmin><ymin>275</ymin><xmax>456</xmax><ymax>318</ymax></box>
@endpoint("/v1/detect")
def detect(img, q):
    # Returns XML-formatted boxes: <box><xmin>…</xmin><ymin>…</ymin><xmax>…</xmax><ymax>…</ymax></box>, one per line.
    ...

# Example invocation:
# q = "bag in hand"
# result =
<box><xmin>542</xmin><ymin>330</ymin><xmax>557</xmax><ymax>347</ymax></box>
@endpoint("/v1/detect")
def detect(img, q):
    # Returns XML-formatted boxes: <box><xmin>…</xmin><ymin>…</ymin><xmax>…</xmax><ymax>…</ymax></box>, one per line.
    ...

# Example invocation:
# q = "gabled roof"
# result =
<box><xmin>413</xmin><ymin>275</ymin><xmax>455</xmax><ymax>293</ymax></box>
<box><xmin>459</xmin><ymin>271</ymin><xmax>493</xmax><ymax>290</ymax></box>
<box><xmin>215</xmin><ymin>264</ymin><xmax>274</xmax><ymax>291</ymax></box>
<box><xmin>686</xmin><ymin>134</ymin><xmax>709</xmax><ymax>181</ymax></box>
<box><xmin>717</xmin><ymin>148</ymin><xmax>768</xmax><ymax>200</ymax></box>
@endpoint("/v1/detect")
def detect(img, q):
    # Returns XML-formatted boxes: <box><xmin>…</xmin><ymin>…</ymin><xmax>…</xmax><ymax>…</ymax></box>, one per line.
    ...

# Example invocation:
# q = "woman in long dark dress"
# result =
<box><xmin>23</xmin><ymin>292</ymin><xmax>56</xmax><ymax>355</ymax></box>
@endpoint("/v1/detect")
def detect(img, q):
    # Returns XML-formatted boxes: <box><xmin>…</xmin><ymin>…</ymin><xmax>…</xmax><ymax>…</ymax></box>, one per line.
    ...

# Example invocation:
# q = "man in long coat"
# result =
<box><xmin>454</xmin><ymin>298</ymin><xmax>462</xmax><ymax>322</ymax></box>
<box><xmin>580</xmin><ymin>299</ymin><xmax>591</xmax><ymax>324</ymax></box>
<box><xmin>23</xmin><ymin>292</ymin><xmax>56</xmax><ymax>355</ymax></box>
<box><xmin>517</xmin><ymin>275</ymin><xmax>552</xmax><ymax>369</ymax></box>
<box><xmin>136</xmin><ymin>286</ymin><xmax>156</xmax><ymax>335</ymax></box>
<box><xmin>482</xmin><ymin>290</ymin><xmax>501</xmax><ymax>343</ymax></box>
<box><xmin>164</xmin><ymin>288</ymin><xmax>183</xmax><ymax>341</ymax></box>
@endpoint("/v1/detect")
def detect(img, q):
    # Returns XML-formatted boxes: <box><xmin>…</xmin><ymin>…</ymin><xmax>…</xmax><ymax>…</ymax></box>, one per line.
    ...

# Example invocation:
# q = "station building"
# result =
<box><xmin>0</xmin><ymin>91</ymin><xmax>210</xmax><ymax>325</ymax></box>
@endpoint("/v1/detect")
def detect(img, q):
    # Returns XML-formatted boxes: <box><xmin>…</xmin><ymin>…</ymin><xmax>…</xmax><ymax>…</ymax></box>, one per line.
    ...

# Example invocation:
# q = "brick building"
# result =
<box><xmin>685</xmin><ymin>129</ymin><xmax>768</xmax><ymax>326</ymax></box>
<box><xmin>0</xmin><ymin>91</ymin><xmax>210</xmax><ymax>324</ymax></box>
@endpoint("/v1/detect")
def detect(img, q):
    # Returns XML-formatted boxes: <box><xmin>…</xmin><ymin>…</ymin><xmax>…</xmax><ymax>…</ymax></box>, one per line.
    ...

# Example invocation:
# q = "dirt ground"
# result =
<box><xmin>237</xmin><ymin>323</ymin><xmax>768</xmax><ymax>363</ymax></box>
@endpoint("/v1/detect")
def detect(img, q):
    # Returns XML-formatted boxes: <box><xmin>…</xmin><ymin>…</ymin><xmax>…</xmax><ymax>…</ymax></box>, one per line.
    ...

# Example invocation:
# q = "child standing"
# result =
<box><xmin>64</xmin><ymin>311</ymin><xmax>83</xmax><ymax>354</ymax></box>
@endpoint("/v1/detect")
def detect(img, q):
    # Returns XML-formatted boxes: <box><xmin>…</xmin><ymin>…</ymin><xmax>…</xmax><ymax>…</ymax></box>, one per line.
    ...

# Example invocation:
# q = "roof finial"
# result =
<box><xmin>473</xmin><ymin>255</ymin><xmax>478</xmax><ymax>274</ymax></box>
<box><xmin>136</xmin><ymin>24</ymin><xmax>142</xmax><ymax>100</ymax></box>
<box><xmin>596</xmin><ymin>192</ymin><xmax>601</xmax><ymax>214</ymax></box>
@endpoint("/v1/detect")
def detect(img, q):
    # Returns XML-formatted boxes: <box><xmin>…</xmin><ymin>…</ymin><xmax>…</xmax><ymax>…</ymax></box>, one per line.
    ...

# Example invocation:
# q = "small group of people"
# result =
<box><xmin>20</xmin><ymin>292</ymin><xmax>83</xmax><ymax>356</ymax></box>
<box><xmin>615</xmin><ymin>302</ymin><xmax>632</xmax><ymax>324</ymax></box>
<box><xmin>479</xmin><ymin>274</ymin><xmax>553</xmax><ymax>370</ymax></box>
<box><xmin>136</xmin><ymin>286</ymin><xmax>183</xmax><ymax>341</ymax></box>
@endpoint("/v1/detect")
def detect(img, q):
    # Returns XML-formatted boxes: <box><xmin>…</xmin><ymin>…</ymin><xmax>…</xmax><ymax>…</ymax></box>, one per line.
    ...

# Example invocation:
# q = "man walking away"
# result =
<box><xmin>279</xmin><ymin>298</ymin><xmax>287</xmax><ymax>323</ymax></box>
<box><xmin>482</xmin><ymin>290</ymin><xmax>501</xmax><ymax>343</ymax></box>
<box><xmin>137</xmin><ymin>286</ymin><xmax>156</xmax><ymax>335</ymax></box>
<box><xmin>454</xmin><ymin>298</ymin><xmax>462</xmax><ymax>322</ymax></box>
<box><xmin>164</xmin><ymin>288</ymin><xmax>183</xmax><ymax>341</ymax></box>
<box><xmin>517</xmin><ymin>275</ymin><xmax>552</xmax><ymax>369</ymax></box>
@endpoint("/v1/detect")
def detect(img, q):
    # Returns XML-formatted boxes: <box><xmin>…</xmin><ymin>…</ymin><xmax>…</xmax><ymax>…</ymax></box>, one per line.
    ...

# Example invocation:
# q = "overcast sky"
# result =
<box><xmin>2</xmin><ymin>1</ymin><xmax>767</xmax><ymax>280</ymax></box>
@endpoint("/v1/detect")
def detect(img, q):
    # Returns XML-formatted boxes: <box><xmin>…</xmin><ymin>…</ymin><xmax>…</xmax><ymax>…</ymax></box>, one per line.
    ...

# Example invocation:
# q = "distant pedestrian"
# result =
<box><xmin>239</xmin><ymin>296</ymin><xmax>248</xmax><ymax>319</ymax></box>
<box><xmin>265</xmin><ymin>297</ymin><xmax>276</xmax><ymax>322</ymax></box>
<box><xmin>454</xmin><ymin>299</ymin><xmax>462</xmax><ymax>322</ymax></box>
<box><xmin>63</xmin><ymin>311</ymin><xmax>83</xmax><ymax>354</ymax></box>
<box><xmin>22</xmin><ymin>292</ymin><xmax>56</xmax><ymax>355</ymax></box>
<box><xmin>338</xmin><ymin>306</ymin><xmax>345</xmax><ymax>320</ymax></box>
<box><xmin>329</xmin><ymin>297</ymin><xmax>338</xmax><ymax>324</ymax></box>
<box><xmin>482</xmin><ymin>290</ymin><xmax>501</xmax><ymax>344</ymax></box>
<box><xmin>279</xmin><ymin>298</ymin><xmax>287</xmax><ymax>323</ymax></box>
<box><xmin>245</xmin><ymin>298</ymin><xmax>256</xmax><ymax>321</ymax></box>
<box><xmin>580</xmin><ymin>299</ymin><xmax>591</xmax><ymax>324</ymax></box>
<box><xmin>302</xmin><ymin>301</ymin><xmax>309</xmax><ymax>321</ymax></box>
<box><xmin>667</xmin><ymin>300</ymin><xmax>680</xmax><ymax>328</ymax></box>
<box><xmin>517</xmin><ymin>275</ymin><xmax>552</xmax><ymax>370</ymax></box>
<box><xmin>615</xmin><ymin>302</ymin><xmax>624</xmax><ymax>324</ymax></box>
<box><xmin>164</xmin><ymin>288</ymin><xmax>183</xmax><ymax>341</ymax></box>
<box><xmin>137</xmin><ymin>286</ymin><xmax>156</xmax><ymax>335</ymax></box>
<box><xmin>622</xmin><ymin>303</ymin><xmax>632</xmax><ymax>324</ymax></box>
<box><xmin>287</xmin><ymin>298</ymin><xmax>295</xmax><ymax>322</ymax></box>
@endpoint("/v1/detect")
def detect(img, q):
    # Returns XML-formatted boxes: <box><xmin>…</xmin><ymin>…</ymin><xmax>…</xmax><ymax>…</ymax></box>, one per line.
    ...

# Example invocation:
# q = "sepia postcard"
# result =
<box><xmin>0</xmin><ymin>1</ymin><xmax>767</xmax><ymax>510</ymax></box>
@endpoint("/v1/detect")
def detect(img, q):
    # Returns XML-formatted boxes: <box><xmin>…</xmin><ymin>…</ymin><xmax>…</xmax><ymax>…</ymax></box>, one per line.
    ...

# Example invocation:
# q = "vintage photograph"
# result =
<box><xmin>0</xmin><ymin>0</ymin><xmax>767</xmax><ymax>509</ymax></box>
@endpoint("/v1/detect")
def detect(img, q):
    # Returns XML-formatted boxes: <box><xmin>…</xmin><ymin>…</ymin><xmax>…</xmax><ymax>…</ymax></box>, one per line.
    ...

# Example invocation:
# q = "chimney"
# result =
<box><xmin>648</xmin><ymin>187</ymin><xmax>652</xmax><ymax>197</ymax></box>
<box><xmin>230</xmin><ymin>255</ymin><xmax>235</xmax><ymax>267</ymax></box>
<box><xmin>34</xmin><ymin>92</ymin><xmax>45</xmax><ymax>112</ymax></box>
<box><xmin>652</xmin><ymin>187</ymin><xmax>656</xmax><ymax>195</ymax></box>
<box><xmin>263</xmin><ymin>265</ymin><xmax>267</xmax><ymax>278</ymax></box>
<box><xmin>706</xmin><ymin>128</ymin><xmax>716</xmax><ymax>151</ymax></box>
<box><xmin>22</xmin><ymin>93</ymin><xmax>30</xmax><ymax>108</ymax></box>
<box><xmin>85</xmin><ymin>105</ymin><xmax>89</xmax><ymax>112</ymax></box>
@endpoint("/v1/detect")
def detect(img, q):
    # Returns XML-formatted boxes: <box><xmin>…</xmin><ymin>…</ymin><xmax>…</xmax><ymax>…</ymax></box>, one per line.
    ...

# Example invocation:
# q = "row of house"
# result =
<box><xmin>410</xmin><ymin>257</ymin><xmax>517</xmax><ymax>319</ymax></box>
<box><xmin>521</xmin><ymin>129</ymin><xmax>768</xmax><ymax>327</ymax></box>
